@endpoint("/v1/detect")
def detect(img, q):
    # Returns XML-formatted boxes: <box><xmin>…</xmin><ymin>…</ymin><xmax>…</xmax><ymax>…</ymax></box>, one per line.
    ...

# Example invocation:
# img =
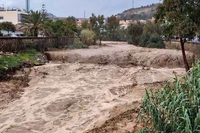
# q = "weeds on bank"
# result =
<box><xmin>0</xmin><ymin>49</ymin><xmax>44</xmax><ymax>79</ymax></box>
<box><xmin>135</xmin><ymin>62</ymin><xmax>200</xmax><ymax>133</ymax></box>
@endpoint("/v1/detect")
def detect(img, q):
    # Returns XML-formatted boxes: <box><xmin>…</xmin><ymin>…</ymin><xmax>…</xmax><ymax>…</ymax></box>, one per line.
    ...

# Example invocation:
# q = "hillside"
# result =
<box><xmin>117</xmin><ymin>3</ymin><xmax>159</xmax><ymax>20</ymax></box>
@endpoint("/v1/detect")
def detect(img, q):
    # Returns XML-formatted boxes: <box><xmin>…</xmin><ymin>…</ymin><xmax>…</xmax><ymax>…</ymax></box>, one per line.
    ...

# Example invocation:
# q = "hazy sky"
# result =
<box><xmin>0</xmin><ymin>0</ymin><xmax>160</xmax><ymax>18</ymax></box>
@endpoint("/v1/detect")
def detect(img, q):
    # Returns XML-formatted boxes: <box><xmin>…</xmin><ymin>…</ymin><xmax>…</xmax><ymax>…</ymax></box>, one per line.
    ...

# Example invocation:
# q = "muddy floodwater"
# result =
<box><xmin>0</xmin><ymin>42</ymin><xmax>189</xmax><ymax>133</ymax></box>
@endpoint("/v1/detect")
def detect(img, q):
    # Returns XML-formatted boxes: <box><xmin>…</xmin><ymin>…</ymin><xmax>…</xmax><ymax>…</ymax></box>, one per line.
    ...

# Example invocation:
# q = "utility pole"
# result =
<box><xmin>132</xmin><ymin>0</ymin><xmax>134</xmax><ymax>9</ymax></box>
<box><xmin>84</xmin><ymin>10</ymin><xmax>86</xmax><ymax>19</ymax></box>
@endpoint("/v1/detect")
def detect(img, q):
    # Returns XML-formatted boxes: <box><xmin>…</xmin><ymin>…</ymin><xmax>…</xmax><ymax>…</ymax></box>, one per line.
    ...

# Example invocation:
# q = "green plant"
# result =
<box><xmin>81</xmin><ymin>29</ymin><xmax>96</xmax><ymax>45</ymax></box>
<box><xmin>20</xmin><ymin>10</ymin><xmax>53</xmax><ymax>37</ymax></box>
<box><xmin>139</xmin><ymin>33</ymin><xmax>164</xmax><ymax>48</ymax></box>
<box><xmin>137</xmin><ymin>61</ymin><xmax>200</xmax><ymax>133</ymax></box>
<box><xmin>155</xmin><ymin>0</ymin><xmax>200</xmax><ymax>71</ymax></box>
<box><xmin>67</xmin><ymin>43</ymin><xmax>88</xmax><ymax>49</ymax></box>
<box><xmin>0</xmin><ymin>49</ymin><xmax>45</xmax><ymax>79</ymax></box>
<box><xmin>127</xmin><ymin>22</ymin><xmax>144</xmax><ymax>45</ymax></box>
<box><xmin>0</xmin><ymin>22</ymin><xmax>16</xmax><ymax>35</ymax></box>
<box><xmin>67</xmin><ymin>37</ymin><xmax>88</xmax><ymax>49</ymax></box>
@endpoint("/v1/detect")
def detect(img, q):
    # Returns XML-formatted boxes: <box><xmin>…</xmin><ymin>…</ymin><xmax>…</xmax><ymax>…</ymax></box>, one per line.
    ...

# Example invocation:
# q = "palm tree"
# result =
<box><xmin>20</xmin><ymin>10</ymin><xmax>53</xmax><ymax>37</ymax></box>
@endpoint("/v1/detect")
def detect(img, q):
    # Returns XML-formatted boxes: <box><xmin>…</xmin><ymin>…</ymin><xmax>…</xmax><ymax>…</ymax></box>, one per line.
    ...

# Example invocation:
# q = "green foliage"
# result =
<box><xmin>137</xmin><ymin>61</ymin><xmax>200</xmax><ymax>133</ymax></box>
<box><xmin>0</xmin><ymin>22</ymin><xmax>16</xmax><ymax>35</ymax></box>
<box><xmin>143</xmin><ymin>21</ymin><xmax>163</xmax><ymax>36</ymax></box>
<box><xmin>66</xmin><ymin>37</ymin><xmax>88</xmax><ymax>49</ymax></box>
<box><xmin>67</xmin><ymin>43</ymin><xmax>88</xmax><ymax>49</ymax></box>
<box><xmin>115</xmin><ymin>27</ymin><xmax>127</xmax><ymax>41</ymax></box>
<box><xmin>0</xmin><ymin>49</ymin><xmax>44</xmax><ymax>79</ymax></box>
<box><xmin>106</xmin><ymin>15</ymin><xmax>120</xmax><ymax>40</ymax></box>
<box><xmin>81</xmin><ymin>20</ymin><xmax>89</xmax><ymax>29</ymax></box>
<box><xmin>148</xmin><ymin>35</ymin><xmax>164</xmax><ymax>48</ymax></box>
<box><xmin>81</xmin><ymin>29</ymin><xmax>96</xmax><ymax>45</ymax></box>
<box><xmin>154</xmin><ymin>0</ymin><xmax>200</xmax><ymax>71</ymax></box>
<box><xmin>89</xmin><ymin>13</ymin><xmax>105</xmax><ymax>45</ymax></box>
<box><xmin>66</xmin><ymin>16</ymin><xmax>77</xmax><ymax>24</ymax></box>
<box><xmin>20</xmin><ymin>10</ymin><xmax>53</xmax><ymax>37</ymax></box>
<box><xmin>127</xmin><ymin>22</ymin><xmax>143</xmax><ymax>45</ymax></box>
<box><xmin>139</xmin><ymin>33</ymin><xmax>164</xmax><ymax>48</ymax></box>
<box><xmin>155</xmin><ymin>0</ymin><xmax>200</xmax><ymax>38</ymax></box>
<box><xmin>127</xmin><ymin>21</ymin><xmax>164</xmax><ymax>48</ymax></box>
<box><xmin>44</xmin><ymin>18</ymin><xmax>77</xmax><ymax>37</ymax></box>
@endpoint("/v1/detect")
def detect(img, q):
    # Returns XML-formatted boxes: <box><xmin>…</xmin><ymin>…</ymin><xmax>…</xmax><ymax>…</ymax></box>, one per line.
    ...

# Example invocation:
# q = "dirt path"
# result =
<box><xmin>0</xmin><ymin>42</ymin><xmax>187</xmax><ymax>133</ymax></box>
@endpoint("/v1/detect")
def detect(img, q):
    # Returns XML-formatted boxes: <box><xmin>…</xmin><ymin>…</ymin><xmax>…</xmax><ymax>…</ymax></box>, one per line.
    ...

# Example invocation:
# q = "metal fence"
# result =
<box><xmin>0</xmin><ymin>36</ymin><xmax>76</xmax><ymax>52</ymax></box>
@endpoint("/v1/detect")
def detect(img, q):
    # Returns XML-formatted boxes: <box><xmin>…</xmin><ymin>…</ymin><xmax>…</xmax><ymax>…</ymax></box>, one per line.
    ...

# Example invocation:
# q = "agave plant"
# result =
<box><xmin>20</xmin><ymin>10</ymin><xmax>53</xmax><ymax>37</ymax></box>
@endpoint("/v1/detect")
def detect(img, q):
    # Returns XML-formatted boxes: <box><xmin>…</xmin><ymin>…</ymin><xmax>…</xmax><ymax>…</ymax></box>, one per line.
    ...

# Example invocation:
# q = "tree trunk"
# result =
<box><xmin>99</xmin><ymin>37</ymin><xmax>102</xmax><ymax>46</ymax></box>
<box><xmin>180</xmin><ymin>38</ymin><xmax>189</xmax><ymax>72</ymax></box>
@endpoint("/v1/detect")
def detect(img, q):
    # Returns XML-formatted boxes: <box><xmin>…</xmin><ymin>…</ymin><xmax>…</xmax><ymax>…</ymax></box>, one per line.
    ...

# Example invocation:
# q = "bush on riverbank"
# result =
<box><xmin>81</xmin><ymin>29</ymin><xmax>96</xmax><ymax>45</ymax></box>
<box><xmin>0</xmin><ymin>49</ymin><xmax>46</xmax><ymax>79</ymax></box>
<box><xmin>137</xmin><ymin>62</ymin><xmax>200</xmax><ymax>133</ymax></box>
<box><xmin>127</xmin><ymin>21</ymin><xmax>164</xmax><ymax>49</ymax></box>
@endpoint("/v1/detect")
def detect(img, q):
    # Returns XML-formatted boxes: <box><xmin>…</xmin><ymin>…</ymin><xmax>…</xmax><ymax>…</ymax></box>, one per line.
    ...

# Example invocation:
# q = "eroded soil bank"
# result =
<box><xmin>0</xmin><ymin>42</ymin><xmax>189</xmax><ymax>133</ymax></box>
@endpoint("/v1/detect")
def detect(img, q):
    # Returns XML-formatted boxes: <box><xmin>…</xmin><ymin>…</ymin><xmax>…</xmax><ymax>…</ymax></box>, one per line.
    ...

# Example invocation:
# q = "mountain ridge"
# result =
<box><xmin>116</xmin><ymin>3</ymin><xmax>159</xmax><ymax>20</ymax></box>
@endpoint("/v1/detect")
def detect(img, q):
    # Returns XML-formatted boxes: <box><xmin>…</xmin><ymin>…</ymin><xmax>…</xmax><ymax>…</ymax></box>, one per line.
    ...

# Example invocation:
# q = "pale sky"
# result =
<box><xmin>0</xmin><ymin>0</ymin><xmax>160</xmax><ymax>18</ymax></box>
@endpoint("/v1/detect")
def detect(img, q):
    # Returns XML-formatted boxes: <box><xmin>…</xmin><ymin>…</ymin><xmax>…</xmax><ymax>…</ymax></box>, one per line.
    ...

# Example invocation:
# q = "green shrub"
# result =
<box><xmin>127</xmin><ymin>22</ymin><xmax>144</xmax><ymax>45</ymax></box>
<box><xmin>0</xmin><ymin>49</ymin><xmax>45</xmax><ymax>79</ymax></box>
<box><xmin>137</xmin><ymin>62</ymin><xmax>200</xmax><ymax>133</ymax></box>
<box><xmin>81</xmin><ymin>29</ymin><xmax>96</xmax><ymax>45</ymax></box>
<box><xmin>67</xmin><ymin>43</ymin><xmax>88</xmax><ymax>49</ymax></box>
<box><xmin>139</xmin><ymin>32</ymin><xmax>151</xmax><ymax>47</ymax></box>
<box><xmin>148</xmin><ymin>35</ymin><xmax>164</xmax><ymax>48</ymax></box>
<box><xmin>139</xmin><ymin>33</ymin><xmax>164</xmax><ymax>48</ymax></box>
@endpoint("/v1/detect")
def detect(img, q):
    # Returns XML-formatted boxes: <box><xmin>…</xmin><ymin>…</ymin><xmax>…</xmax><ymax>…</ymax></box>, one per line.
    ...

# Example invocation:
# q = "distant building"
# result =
<box><xmin>76</xmin><ymin>18</ymin><xmax>88</xmax><ymax>27</ymax></box>
<box><xmin>0</xmin><ymin>9</ymin><xmax>27</xmax><ymax>24</ymax></box>
<box><xmin>119</xmin><ymin>20</ymin><xmax>132</xmax><ymax>29</ymax></box>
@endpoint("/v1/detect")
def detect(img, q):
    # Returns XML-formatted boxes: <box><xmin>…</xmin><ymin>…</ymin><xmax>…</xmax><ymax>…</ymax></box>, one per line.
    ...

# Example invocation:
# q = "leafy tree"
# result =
<box><xmin>44</xmin><ymin>19</ymin><xmax>77</xmax><ymax>37</ymax></box>
<box><xmin>89</xmin><ymin>13</ymin><xmax>97</xmax><ymax>30</ymax></box>
<box><xmin>81</xmin><ymin>20</ymin><xmax>89</xmax><ymax>29</ymax></box>
<box><xmin>143</xmin><ymin>20</ymin><xmax>163</xmax><ymax>36</ymax></box>
<box><xmin>154</xmin><ymin>0</ymin><xmax>200</xmax><ymax>71</ymax></box>
<box><xmin>115</xmin><ymin>27</ymin><xmax>127</xmax><ymax>41</ymax></box>
<box><xmin>0</xmin><ymin>22</ymin><xmax>16</xmax><ymax>35</ymax></box>
<box><xmin>89</xmin><ymin>14</ymin><xmax>105</xmax><ymax>45</ymax></box>
<box><xmin>106</xmin><ymin>15</ymin><xmax>119</xmax><ymax>40</ymax></box>
<box><xmin>127</xmin><ymin>22</ymin><xmax>143</xmax><ymax>45</ymax></box>
<box><xmin>65</xmin><ymin>18</ymin><xmax>77</xmax><ymax>37</ymax></box>
<box><xmin>20</xmin><ymin>10</ymin><xmax>53</xmax><ymax>37</ymax></box>
<box><xmin>66</xmin><ymin>16</ymin><xmax>77</xmax><ymax>24</ymax></box>
<box><xmin>140</xmin><ymin>21</ymin><xmax>164</xmax><ymax>48</ymax></box>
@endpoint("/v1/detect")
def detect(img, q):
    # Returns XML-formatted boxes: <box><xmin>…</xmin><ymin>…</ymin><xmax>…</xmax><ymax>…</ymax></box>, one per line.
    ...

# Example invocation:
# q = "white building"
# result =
<box><xmin>0</xmin><ymin>8</ymin><xmax>27</xmax><ymax>24</ymax></box>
